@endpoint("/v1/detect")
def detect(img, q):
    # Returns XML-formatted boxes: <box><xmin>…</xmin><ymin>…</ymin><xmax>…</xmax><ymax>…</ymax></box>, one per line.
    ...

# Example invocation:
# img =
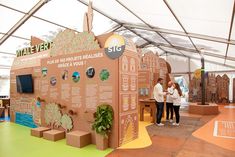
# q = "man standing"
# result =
<box><xmin>153</xmin><ymin>78</ymin><xmax>166</xmax><ymax>126</ymax></box>
<box><xmin>166</xmin><ymin>81</ymin><xmax>174</xmax><ymax>122</ymax></box>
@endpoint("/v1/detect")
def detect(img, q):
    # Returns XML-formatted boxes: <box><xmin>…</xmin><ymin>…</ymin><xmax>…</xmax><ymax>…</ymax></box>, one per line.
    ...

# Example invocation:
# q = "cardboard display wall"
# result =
<box><xmin>158</xmin><ymin>58</ymin><xmax>169</xmax><ymax>89</ymax></box>
<box><xmin>218</xmin><ymin>74</ymin><xmax>229</xmax><ymax>103</ymax></box>
<box><xmin>118</xmin><ymin>53</ymin><xmax>138</xmax><ymax>145</ymax></box>
<box><xmin>189</xmin><ymin>74</ymin><xmax>230</xmax><ymax>103</ymax></box>
<box><xmin>139</xmin><ymin>51</ymin><xmax>159</xmax><ymax>99</ymax></box>
<box><xmin>10</xmin><ymin>1</ymin><xmax>172</xmax><ymax>147</ymax></box>
<box><xmin>138</xmin><ymin>51</ymin><xmax>171</xmax><ymax>99</ymax></box>
<box><xmin>10</xmin><ymin>30</ymin><xmax>138</xmax><ymax>148</ymax></box>
<box><xmin>189</xmin><ymin>77</ymin><xmax>205</xmax><ymax>102</ymax></box>
<box><xmin>138</xmin><ymin>69</ymin><xmax>151</xmax><ymax>99</ymax></box>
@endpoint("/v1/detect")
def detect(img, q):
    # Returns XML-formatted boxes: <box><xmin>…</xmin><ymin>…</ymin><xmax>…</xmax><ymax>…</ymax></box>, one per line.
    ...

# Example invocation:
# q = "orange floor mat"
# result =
<box><xmin>193</xmin><ymin>104</ymin><xmax>235</xmax><ymax>151</ymax></box>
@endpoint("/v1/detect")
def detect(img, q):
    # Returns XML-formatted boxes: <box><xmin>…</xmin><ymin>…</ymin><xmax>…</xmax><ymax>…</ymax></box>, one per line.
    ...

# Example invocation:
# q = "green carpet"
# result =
<box><xmin>0</xmin><ymin>122</ymin><xmax>113</xmax><ymax>157</ymax></box>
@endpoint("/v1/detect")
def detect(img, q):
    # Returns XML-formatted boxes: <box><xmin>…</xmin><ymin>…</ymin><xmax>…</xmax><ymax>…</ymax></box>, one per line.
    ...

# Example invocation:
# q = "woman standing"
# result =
<box><xmin>171</xmin><ymin>83</ymin><xmax>182</xmax><ymax>126</ymax></box>
<box><xmin>166</xmin><ymin>81</ymin><xmax>174</xmax><ymax>122</ymax></box>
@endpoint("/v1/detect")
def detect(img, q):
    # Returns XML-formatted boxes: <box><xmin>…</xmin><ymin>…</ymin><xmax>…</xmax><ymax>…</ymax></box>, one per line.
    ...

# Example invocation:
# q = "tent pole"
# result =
<box><xmin>188</xmin><ymin>58</ymin><xmax>191</xmax><ymax>82</ymax></box>
<box><xmin>201</xmin><ymin>56</ymin><xmax>206</xmax><ymax>105</ymax></box>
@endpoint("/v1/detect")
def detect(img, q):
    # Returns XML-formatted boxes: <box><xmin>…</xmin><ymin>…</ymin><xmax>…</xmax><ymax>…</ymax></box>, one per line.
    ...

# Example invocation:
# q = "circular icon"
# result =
<box><xmin>50</xmin><ymin>77</ymin><xmax>57</xmax><ymax>86</ymax></box>
<box><xmin>194</xmin><ymin>69</ymin><xmax>201</xmax><ymax>79</ymax></box>
<box><xmin>62</xmin><ymin>70</ymin><xmax>68</xmax><ymax>80</ymax></box>
<box><xmin>100</xmin><ymin>69</ymin><xmax>110</xmax><ymax>81</ymax></box>
<box><xmin>36</xmin><ymin>101</ymin><xmax>41</xmax><ymax>108</ymax></box>
<box><xmin>104</xmin><ymin>34</ymin><xmax>125</xmax><ymax>59</ymax></box>
<box><xmin>41</xmin><ymin>67</ymin><xmax>47</xmax><ymax>77</ymax></box>
<box><xmin>86</xmin><ymin>67</ymin><xmax>95</xmax><ymax>78</ymax></box>
<box><xmin>72</xmin><ymin>72</ymin><xmax>80</xmax><ymax>83</ymax></box>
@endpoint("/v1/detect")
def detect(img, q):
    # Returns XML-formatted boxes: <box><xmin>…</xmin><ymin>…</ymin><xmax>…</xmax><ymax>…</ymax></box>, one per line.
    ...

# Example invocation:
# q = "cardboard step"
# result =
<box><xmin>31</xmin><ymin>127</ymin><xmax>51</xmax><ymax>137</ymax></box>
<box><xmin>66</xmin><ymin>130</ymin><xmax>91</xmax><ymax>148</ymax></box>
<box><xmin>43</xmin><ymin>130</ymin><xmax>65</xmax><ymax>141</ymax></box>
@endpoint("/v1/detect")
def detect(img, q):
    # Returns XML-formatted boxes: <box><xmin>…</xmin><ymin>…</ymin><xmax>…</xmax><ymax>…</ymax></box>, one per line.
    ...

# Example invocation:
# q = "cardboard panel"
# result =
<box><xmin>138</xmin><ymin>51</ymin><xmax>166</xmax><ymax>99</ymax></box>
<box><xmin>31</xmin><ymin>36</ymin><xmax>44</xmax><ymax>46</ymax></box>
<box><xmin>10</xmin><ymin>67</ymin><xmax>41</xmax><ymax>124</ymax></box>
<box><xmin>118</xmin><ymin>50</ymin><xmax>139</xmax><ymax>146</ymax></box>
<box><xmin>119</xmin><ymin>112</ymin><xmax>138</xmax><ymax>145</ymax></box>
<box><xmin>40</xmin><ymin>49</ymin><xmax>119</xmax><ymax>148</ymax></box>
<box><xmin>138</xmin><ymin>70</ymin><xmax>151</xmax><ymax>99</ymax></box>
<box><xmin>189</xmin><ymin>73</ymin><xmax>230</xmax><ymax>103</ymax></box>
<box><xmin>11</xmin><ymin>51</ymin><xmax>50</xmax><ymax>70</ymax></box>
<box><xmin>158</xmin><ymin>58</ymin><xmax>168</xmax><ymax>89</ymax></box>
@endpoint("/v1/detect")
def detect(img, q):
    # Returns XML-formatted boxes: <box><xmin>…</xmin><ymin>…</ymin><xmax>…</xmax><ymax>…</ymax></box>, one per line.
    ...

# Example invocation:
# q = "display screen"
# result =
<box><xmin>16</xmin><ymin>74</ymin><xmax>34</xmax><ymax>93</ymax></box>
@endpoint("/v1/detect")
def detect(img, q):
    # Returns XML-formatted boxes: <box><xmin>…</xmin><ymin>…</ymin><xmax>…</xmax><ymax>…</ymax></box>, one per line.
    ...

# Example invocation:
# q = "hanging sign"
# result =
<box><xmin>194</xmin><ymin>69</ymin><xmax>207</xmax><ymax>79</ymax></box>
<box><xmin>194</xmin><ymin>69</ymin><xmax>201</xmax><ymax>79</ymax></box>
<box><xmin>104</xmin><ymin>34</ymin><xmax>125</xmax><ymax>59</ymax></box>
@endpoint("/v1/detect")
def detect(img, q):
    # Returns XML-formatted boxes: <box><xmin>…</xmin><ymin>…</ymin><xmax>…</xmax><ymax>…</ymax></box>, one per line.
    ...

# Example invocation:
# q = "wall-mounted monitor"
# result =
<box><xmin>16</xmin><ymin>74</ymin><xmax>34</xmax><ymax>93</ymax></box>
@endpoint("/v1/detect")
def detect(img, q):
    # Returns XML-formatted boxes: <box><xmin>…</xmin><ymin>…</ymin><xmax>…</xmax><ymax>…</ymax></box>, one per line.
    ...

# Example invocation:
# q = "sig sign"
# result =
<box><xmin>104</xmin><ymin>34</ymin><xmax>125</xmax><ymax>59</ymax></box>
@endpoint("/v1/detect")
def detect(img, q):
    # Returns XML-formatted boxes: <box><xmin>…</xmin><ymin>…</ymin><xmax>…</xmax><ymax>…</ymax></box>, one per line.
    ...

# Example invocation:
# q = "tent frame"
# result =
<box><xmin>0</xmin><ymin>0</ymin><xmax>235</xmax><ymax>69</ymax></box>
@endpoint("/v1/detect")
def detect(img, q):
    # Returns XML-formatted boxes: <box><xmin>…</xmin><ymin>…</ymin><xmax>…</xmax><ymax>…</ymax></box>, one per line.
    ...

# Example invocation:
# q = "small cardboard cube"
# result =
<box><xmin>31</xmin><ymin>127</ymin><xmax>51</xmax><ymax>137</ymax></box>
<box><xmin>43</xmin><ymin>130</ymin><xmax>65</xmax><ymax>141</ymax></box>
<box><xmin>66</xmin><ymin>130</ymin><xmax>91</xmax><ymax>148</ymax></box>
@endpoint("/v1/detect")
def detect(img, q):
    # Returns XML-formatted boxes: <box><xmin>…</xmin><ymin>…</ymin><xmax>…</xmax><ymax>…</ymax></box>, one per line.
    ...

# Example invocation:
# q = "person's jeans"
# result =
<box><xmin>166</xmin><ymin>102</ymin><xmax>173</xmax><ymax>120</ymax></box>
<box><xmin>155</xmin><ymin>101</ymin><xmax>164</xmax><ymax>124</ymax></box>
<box><xmin>173</xmin><ymin>106</ymin><xmax>180</xmax><ymax>123</ymax></box>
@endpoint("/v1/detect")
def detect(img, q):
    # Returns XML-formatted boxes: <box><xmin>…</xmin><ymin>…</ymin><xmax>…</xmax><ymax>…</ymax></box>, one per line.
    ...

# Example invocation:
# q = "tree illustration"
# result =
<box><xmin>50</xmin><ymin>29</ymin><xmax>100</xmax><ymax>57</ymax></box>
<box><xmin>31</xmin><ymin>102</ymin><xmax>42</xmax><ymax>126</ymax></box>
<box><xmin>45</xmin><ymin>103</ymin><xmax>62</xmax><ymax>129</ymax></box>
<box><xmin>61</xmin><ymin>114</ymin><xmax>73</xmax><ymax>133</ymax></box>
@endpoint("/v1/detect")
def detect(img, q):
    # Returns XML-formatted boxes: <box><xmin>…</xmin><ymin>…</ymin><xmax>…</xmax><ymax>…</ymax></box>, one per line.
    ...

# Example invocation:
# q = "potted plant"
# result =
<box><xmin>92</xmin><ymin>104</ymin><xmax>113</xmax><ymax>150</ymax></box>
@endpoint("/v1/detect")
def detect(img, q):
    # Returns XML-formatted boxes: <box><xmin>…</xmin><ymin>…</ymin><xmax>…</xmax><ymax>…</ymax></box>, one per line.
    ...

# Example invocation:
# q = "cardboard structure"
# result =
<box><xmin>189</xmin><ymin>73</ymin><xmax>230</xmax><ymax>103</ymax></box>
<box><xmin>188</xmin><ymin>102</ymin><xmax>219</xmax><ymax>115</ymax></box>
<box><xmin>10</xmin><ymin>30</ymin><xmax>139</xmax><ymax>148</ymax></box>
<box><xmin>31</xmin><ymin>127</ymin><xmax>51</xmax><ymax>137</ymax></box>
<box><xmin>137</xmin><ymin>51</ymin><xmax>172</xmax><ymax>123</ymax></box>
<box><xmin>138</xmin><ymin>51</ymin><xmax>171</xmax><ymax>99</ymax></box>
<box><xmin>43</xmin><ymin>130</ymin><xmax>65</xmax><ymax>141</ymax></box>
<box><xmin>66</xmin><ymin>130</ymin><xmax>91</xmax><ymax>148</ymax></box>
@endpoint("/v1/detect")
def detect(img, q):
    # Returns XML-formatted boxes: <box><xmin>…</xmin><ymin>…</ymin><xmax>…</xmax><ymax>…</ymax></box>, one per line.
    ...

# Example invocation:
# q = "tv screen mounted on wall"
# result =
<box><xmin>16</xmin><ymin>74</ymin><xmax>34</xmax><ymax>93</ymax></box>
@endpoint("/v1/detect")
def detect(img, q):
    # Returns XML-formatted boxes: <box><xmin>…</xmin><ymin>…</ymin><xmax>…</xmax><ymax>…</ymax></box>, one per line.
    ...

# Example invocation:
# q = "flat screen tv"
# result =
<box><xmin>16</xmin><ymin>74</ymin><xmax>34</xmax><ymax>93</ymax></box>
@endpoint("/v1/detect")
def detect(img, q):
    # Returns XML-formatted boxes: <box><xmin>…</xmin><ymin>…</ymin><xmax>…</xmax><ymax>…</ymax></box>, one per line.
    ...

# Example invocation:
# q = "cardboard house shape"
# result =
<box><xmin>138</xmin><ymin>51</ymin><xmax>171</xmax><ymax>99</ymax></box>
<box><xmin>10</xmin><ymin>31</ymin><xmax>139</xmax><ymax>148</ymax></box>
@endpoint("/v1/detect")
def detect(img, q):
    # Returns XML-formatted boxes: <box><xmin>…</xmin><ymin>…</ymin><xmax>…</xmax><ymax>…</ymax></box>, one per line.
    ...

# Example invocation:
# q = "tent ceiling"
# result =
<box><xmin>116</xmin><ymin>0</ymin><xmax>184</xmax><ymax>31</ymax></box>
<box><xmin>132</xmin><ymin>29</ymin><xmax>170</xmax><ymax>45</ymax></box>
<box><xmin>121</xmin><ymin>23</ymin><xmax>235</xmax><ymax>45</ymax></box>
<box><xmin>166</xmin><ymin>0</ymin><xmax>234</xmax><ymax>38</ymax></box>
<box><xmin>228</xmin><ymin>44</ymin><xmax>235</xmax><ymax>58</ymax></box>
<box><xmin>0</xmin><ymin>0</ymin><xmax>235</xmax><ymax>70</ymax></box>
<box><xmin>191</xmin><ymin>38</ymin><xmax>227</xmax><ymax>56</ymax></box>
<box><xmin>160</xmin><ymin>33</ymin><xmax>195</xmax><ymax>49</ymax></box>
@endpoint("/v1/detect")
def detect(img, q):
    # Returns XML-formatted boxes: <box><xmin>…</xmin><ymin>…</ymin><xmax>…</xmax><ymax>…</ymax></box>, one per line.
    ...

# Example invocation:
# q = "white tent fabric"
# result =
<box><xmin>0</xmin><ymin>0</ymin><xmax>235</xmax><ymax>73</ymax></box>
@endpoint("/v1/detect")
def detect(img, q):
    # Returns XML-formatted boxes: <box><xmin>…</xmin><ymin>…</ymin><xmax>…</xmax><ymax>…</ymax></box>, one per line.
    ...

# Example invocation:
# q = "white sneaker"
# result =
<box><xmin>172</xmin><ymin>123</ymin><xmax>179</xmax><ymax>126</ymax></box>
<box><xmin>156</xmin><ymin>123</ymin><xmax>164</xmax><ymax>126</ymax></box>
<box><xmin>169</xmin><ymin>119</ymin><xmax>173</xmax><ymax>123</ymax></box>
